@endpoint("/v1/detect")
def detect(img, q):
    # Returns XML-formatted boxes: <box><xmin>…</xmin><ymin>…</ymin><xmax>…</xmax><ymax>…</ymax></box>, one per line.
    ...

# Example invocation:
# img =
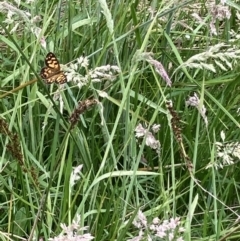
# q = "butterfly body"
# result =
<box><xmin>40</xmin><ymin>52</ymin><xmax>67</xmax><ymax>84</ymax></box>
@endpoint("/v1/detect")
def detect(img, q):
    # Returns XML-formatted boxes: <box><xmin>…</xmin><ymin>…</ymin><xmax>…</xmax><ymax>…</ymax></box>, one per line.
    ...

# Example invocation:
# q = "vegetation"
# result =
<box><xmin>0</xmin><ymin>0</ymin><xmax>240</xmax><ymax>240</ymax></box>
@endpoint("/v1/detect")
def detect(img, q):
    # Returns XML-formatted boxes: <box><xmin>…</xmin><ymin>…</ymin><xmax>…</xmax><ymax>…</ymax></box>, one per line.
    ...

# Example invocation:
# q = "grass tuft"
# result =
<box><xmin>1</xmin><ymin>0</ymin><xmax>240</xmax><ymax>240</ymax></box>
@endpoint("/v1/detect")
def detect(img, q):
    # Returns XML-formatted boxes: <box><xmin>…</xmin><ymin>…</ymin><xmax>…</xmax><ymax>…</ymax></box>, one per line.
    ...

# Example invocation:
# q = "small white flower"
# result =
<box><xmin>69</xmin><ymin>63</ymin><xmax>77</xmax><ymax>70</ymax></box>
<box><xmin>152</xmin><ymin>217</ymin><xmax>160</xmax><ymax>225</ymax></box>
<box><xmin>40</xmin><ymin>37</ymin><xmax>46</xmax><ymax>49</ymax></box>
<box><xmin>98</xmin><ymin>91</ymin><xmax>108</xmax><ymax>98</ymax></box>
<box><xmin>49</xmin><ymin>215</ymin><xmax>94</xmax><ymax>241</ymax></box>
<box><xmin>186</xmin><ymin>92</ymin><xmax>199</xmax><ymax>107</ymax></box>
<box><xmin>168</xmin><ymin>217</ymin><xmax>180</xmax><ymax>229</ymax></box>
<box><xmin>70</xmin><ymin>164</ymin><xmax>83</xmax><ymax>187</ymax></box>
<box><xmin>146</xmin><ymin>132</ymin><xmax>160</xmax><ymax>150</ymax></box>
<box><xmin>186</xmin><ymin>93</ymin><xmax>208</xmax><ymax>126</ymax></box>
<box><xmin>77</xmin><ymin>56</ymin><xmax>89</xmax><ymax>68</ymax></box>
<box><xmin>151</xmin><ymin>124</ymin><xmax>161</xmax><ymax>133</ymax></box>
<box><xmin>220</xmin><ymin>130</ymin><xmax>225</xmax><ymax>142</ymax></box>
<box><xmin>137</xmin><ymin>210</ymin><xmax>147</xmax><ymax>228</ymax></box>
<box><xmin>179</xmin><ymin>227</ymin><xmax>185</xmax><ymax>232</ymax></box>
<box><xmin>31</xmin><ymin>15</ymin><xmax>41</xmax><ymax>23</ymax></box>
<box><xmin>135</xmin><ymin>124</ymin><xmax>147</xmax><ymax>138</ymax></box>
<box><xmin>3</xmin><ymin>17</ymin><xmax>14</xmax><ymax>24</ymax></box>
<box><xmin>156</xmin><ymin>230</ymin><xmax>166</xmax><ymax>238</ymax></box>
<box><xmin>168</xmin><ymin>232</ymin><xmax>174</xmax><ymax>241</ymax></box>
<box><xmin>111</xmin><ymin>65</ymin><xmax>120</xmax><ymax>72</ymax></box>
<box><xmin>10</xmin><ymin>23</ymin><xmax>19</xmax><ymax>33</ymax></box>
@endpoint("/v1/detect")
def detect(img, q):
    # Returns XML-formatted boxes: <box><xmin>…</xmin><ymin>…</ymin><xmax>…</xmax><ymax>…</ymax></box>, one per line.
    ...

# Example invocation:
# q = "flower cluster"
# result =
<box><xmin>206</xmin><ymin>131</ymin><xmax>240</xmax><ymax>169</ymax></box>
<box><xmin>0</xmin><ymin>1</ymin><xmax>45</xmax><ymax>47</ymax></box>
<box><xmin>135</xmin><ymin>123</ymin><xmax>161</xmax><ymax>154</ymax></box>
<box><xmin>49</xmin><ymin>215</ymin><xmax>94</xmax><ymax>241</ymax></box>
<box><xmin>208</xmin><ymin>0</ymin><xmax>231</xmax><ymax>36</ymax></box>
<box><xmin>49</xmin><ymin>167</ymin><xmax>94</xmax><ymax>240</ymax></box>
<box><xmin>129</xmin><ymin>210</ymin><xmax>185</xmax><ymax>241</ymax></box>
<box><xmin>63</xmin><ymin>56</ymin><xmax>120</xmax><ymax>88</ymax></box>
<box><xmin>179</xmin><ymin>43</ymin><xmax>240</xmax><ymax>73</ymax></box>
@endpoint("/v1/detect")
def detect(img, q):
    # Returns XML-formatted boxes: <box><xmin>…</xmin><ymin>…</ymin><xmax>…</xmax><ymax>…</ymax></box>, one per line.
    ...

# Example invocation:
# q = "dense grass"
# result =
<box><xmin>1</xmin><ymin>0</ymin><xmax>240</xmax><ymax>240</ymax></box>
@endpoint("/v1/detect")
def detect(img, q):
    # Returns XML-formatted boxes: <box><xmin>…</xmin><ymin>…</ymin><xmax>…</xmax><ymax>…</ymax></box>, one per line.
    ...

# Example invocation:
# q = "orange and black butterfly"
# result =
<box><xmin>40</xmin><ymin>52</ymin><xmax>67</xmax><ymax>84</ymax></box>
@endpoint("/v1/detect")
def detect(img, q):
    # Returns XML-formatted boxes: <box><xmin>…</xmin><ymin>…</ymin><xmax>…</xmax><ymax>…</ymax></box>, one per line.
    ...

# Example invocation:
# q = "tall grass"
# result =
<box><xmin>0</xmin><ymin>0</ymin><xmax>240</xmax><ymax>240</ymax></box>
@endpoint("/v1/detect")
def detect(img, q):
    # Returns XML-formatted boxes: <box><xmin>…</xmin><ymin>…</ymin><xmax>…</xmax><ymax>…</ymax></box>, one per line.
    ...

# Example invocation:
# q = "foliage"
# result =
<box><xmin>0</xmin><ymin>0</ymin><xmax>240</xmax><ymax>240</ymax></box>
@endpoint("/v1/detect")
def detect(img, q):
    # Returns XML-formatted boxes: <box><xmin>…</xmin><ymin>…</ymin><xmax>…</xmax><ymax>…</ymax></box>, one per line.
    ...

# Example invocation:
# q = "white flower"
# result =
<box><xmin>70</xmin><ymin>164</ymin><xmax>83</xmax><ymax>187</ymax></box>
<box><xmin>220</xmin><ymin>130</ymin><xmax>225</xmax><ymax>141</ymax></box>
<box><xmin>135</xmin><ymin>124</ymin><xmax>147</xmax><ymax>138</ymax></box>
<box><xmin>151</xmin><ymin>124</ymin><xmax>161</xmax><ymax>133</ymax></box>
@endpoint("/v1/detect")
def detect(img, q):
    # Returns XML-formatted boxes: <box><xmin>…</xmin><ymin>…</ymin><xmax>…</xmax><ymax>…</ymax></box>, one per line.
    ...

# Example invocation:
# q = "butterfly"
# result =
<box><xmin>40</xmin><ymin>52</ymin><xmax>67</xmax><ymax>84</ymax></box>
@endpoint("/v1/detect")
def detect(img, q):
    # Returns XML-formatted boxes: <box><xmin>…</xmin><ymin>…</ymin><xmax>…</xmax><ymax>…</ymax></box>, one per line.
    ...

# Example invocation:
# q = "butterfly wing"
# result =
<box><xmin>45</xmin><ymin>52</ymin><xmax>60</xmax><ymax>71</ymax></box>
<box><xmin>40</xmin><ymin>52</ymin><xmax>67</xmax><ymax>84</ymax></box>
<box><xmin>53</xmin><ymin>72</ymin><xmax>67</xmax><ymax>84</ymax></box>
